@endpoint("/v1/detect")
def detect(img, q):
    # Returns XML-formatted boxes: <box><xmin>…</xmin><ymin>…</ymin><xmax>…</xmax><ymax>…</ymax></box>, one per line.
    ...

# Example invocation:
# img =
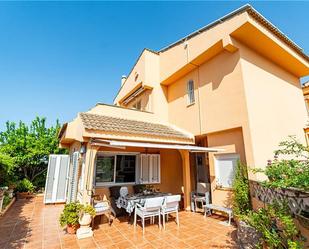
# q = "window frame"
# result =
<box><xmin>187</xmin><ymin>80</ymin><xmax>195</xmax><ymax>106</ymax></box>
<box><xmin>95</xmin><ymin>152</ymin><xmax>139</xmax><ymax>187</ymax></box>
<box><xmin>133</xmin><ymin>99</ymin><xmax>142</xmax><ymax>110</ymax></box>
<box><xmin>214</xmin><ymin>153</ymin><xmax>240</xmax><ymax>189</ymax></box>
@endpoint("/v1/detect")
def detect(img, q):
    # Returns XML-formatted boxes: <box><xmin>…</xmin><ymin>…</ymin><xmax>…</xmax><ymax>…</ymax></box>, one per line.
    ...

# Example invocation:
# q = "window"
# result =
<box><xmin>187</xmin><ymin>80</ymin><xmax>195</xmax><ymax>105</ymax></box>
<box><xmin>95</xmin><ymin>154</ymin><xmax>137</xmax><ymax>185</ymax></box>
<box><xmin>133</xmin><ymin>100</ymin><xmax>142</xmax><ymax>110</ymax></box>
<box><xmin>214</xmin><ymin>154</ymin><xmax>239</xmax><ymax>188</ymax></box>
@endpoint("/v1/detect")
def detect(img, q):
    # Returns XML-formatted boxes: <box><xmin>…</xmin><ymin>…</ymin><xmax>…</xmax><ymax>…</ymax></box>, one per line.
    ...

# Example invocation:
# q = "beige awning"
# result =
<box><xmin>91</xmin><ymin>139</ymin><xmax>224</xmax><ymax>152</ymax></box>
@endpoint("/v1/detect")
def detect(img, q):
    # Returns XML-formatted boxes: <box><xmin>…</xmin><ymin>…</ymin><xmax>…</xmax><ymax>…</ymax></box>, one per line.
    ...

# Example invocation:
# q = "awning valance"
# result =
<box><xmin>90</xmin><ymin>139</ymin><xmax>224</xmax><ymax>152</ymax></box>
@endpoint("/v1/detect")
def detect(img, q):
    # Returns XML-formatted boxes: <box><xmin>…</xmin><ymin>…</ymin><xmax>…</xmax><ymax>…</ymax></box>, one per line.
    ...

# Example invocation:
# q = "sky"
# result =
<box><xmin>0</xmin><ymin>1</ymin><xmax>308</xmax><ymax>130</ymax></box>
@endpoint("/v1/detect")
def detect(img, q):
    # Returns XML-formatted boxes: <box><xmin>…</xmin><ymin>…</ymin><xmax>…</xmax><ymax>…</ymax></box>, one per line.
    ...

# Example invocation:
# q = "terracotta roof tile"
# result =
<box><xmin>80</xmin><ymin>112</ymin><xmax>192</xmax><ymax>140</ymax></box>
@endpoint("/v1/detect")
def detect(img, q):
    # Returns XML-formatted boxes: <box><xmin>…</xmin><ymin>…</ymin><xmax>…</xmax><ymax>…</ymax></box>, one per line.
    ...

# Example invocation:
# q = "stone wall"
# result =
<box><xmin>250</xmin><ymin>181</ymin><xmax>309</xmax><ymax>246</ymax></box>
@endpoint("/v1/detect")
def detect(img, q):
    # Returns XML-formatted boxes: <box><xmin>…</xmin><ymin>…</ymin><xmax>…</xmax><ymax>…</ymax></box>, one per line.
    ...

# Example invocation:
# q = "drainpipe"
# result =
<box><xmin>184</xmin><ymin>40</ymin><xmax>203</xmax><ymax>136</ymax></box>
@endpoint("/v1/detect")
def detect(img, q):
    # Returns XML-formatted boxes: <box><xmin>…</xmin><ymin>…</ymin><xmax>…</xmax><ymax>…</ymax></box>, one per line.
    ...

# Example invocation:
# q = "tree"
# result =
<box><xmin>0</xmin><ymin>153</ymin><xmax>14</xmax><ymax>186</ymax></box>
<box><xmin>0</xmin><ymin>117</ymin><xmax>66</xmax><ymax>186</ymax></box>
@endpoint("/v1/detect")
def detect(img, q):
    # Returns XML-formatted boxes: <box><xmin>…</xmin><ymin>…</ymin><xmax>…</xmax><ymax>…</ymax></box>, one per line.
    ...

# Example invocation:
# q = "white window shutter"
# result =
<box><xmin>215</xmin><ymin>154</ymin><xmax>239</xmax><ymax>188</ymax></box>
<box><xmin>67</xmin><ymin>152</ymin><xmax>79</xmax><ymax>203</ymax></box>
<box><xmin>44</xmin><ymin>155</ymin><xmax>70</xmax><ymax>204</ymax></box>
<box><xmin>44</xmin><ymin>155</ymin><xmax>57</xmax><ymax>203</ymax></box>
<box><xmin>140</xmin><ymin>154</ymin><xmax>149</xmax><ymax>183</ymax></box>
<box><xmin>135</xmin><ymin>154</ymin><xmax>141</xmax><ymax>184</ymax></box>
<box><xmin>55</xmin><ymin>155</ymin><xmax>70</xmax><ymax>202</ymax></box>
<box><xmin>151</xmin><ymin>154</ymin><xmax>160</xmax><ymax>183</ymax></box>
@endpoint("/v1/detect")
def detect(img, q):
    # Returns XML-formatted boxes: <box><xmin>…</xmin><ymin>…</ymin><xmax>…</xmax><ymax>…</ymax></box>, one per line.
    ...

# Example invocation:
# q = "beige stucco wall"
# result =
<box><xmin>167</xmin><ymin>50</ymin><xmax>248</xmax><ymax>136</ymax></box>
<box><xmin>206</xmin><ymin>128</ymin><xmax>246</xmax><ymax>207</ymax></box>
<box><xmin>239</xmin><ymin>42</ymin><xmax>308</xmax><ymax>176</ymax></box>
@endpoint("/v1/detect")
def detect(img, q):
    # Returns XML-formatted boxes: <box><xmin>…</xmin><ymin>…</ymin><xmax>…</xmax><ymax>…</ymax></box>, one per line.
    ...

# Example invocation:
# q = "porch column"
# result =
<box><xmin>82</xmin><ymin>143</ymin><xmax>99</xmax><ymax>204</ymax></box>
<box><xmin>179</xmin><ymin>150</ymin><xmax>192</xmax><ymax>211</ymax></box>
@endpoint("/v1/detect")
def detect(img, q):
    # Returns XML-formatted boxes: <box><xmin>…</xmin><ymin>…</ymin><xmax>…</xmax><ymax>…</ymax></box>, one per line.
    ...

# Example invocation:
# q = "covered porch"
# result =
<box><xmin>78</xmin><ymin>138</ymin><xmax>222</xmax><ymax>213</ymax></box>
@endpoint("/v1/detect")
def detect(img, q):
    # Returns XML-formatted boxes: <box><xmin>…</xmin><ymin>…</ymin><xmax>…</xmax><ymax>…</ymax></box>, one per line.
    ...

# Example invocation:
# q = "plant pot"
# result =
<box><xmin>17</xmin><ymin>192</ymin><xmax>34</xmax><ymax>199</ymax></box>
<box><xmin>237</xmin><ymin>220</ymin><xmax>262</xmax><ymax>249</ymax></box>
<box><xmin>67</xmin><ymin>224</ymin><xmax>80</xmax><ymax>234</ymax></box>
<box><xmin>76</xmin><ymin>213</ymin><xmax>93</xmax><ymax>239</ymax></box>
<box><xmin>79</xmin><ymin>213</ymin><xmax>92</xmax><ymax>226</ymax></box>
<box><xmin>7</xmin><ymin>189</ymin><xmax>14</xmax><ymax>198</ymax></box>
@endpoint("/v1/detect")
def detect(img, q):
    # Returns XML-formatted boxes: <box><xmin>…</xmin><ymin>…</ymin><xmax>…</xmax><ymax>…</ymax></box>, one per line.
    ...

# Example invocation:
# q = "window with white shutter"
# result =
<box><xmin>214</xmin><ymin>154</ymin><xmax>239</xmax><ymax>188</ymax></box>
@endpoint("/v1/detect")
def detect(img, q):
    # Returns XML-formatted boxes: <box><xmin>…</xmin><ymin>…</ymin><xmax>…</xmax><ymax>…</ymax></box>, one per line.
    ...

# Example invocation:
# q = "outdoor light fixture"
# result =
<box><xmin>80</xmin><ymin>144</ymin><xmax>86</xmax><ymax>154</ymax></box>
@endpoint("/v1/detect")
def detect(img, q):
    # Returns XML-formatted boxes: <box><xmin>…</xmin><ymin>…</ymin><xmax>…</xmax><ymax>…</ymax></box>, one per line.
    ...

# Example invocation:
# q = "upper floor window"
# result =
<box><xmin>133</xmin><ymin>100</ymin><xmax>142</xmax><ymax>110</ymax></box>
<box><xmin>187</xmin><ymin>80</ymin><xmax>195</xmax><ymax>105</ymax></box>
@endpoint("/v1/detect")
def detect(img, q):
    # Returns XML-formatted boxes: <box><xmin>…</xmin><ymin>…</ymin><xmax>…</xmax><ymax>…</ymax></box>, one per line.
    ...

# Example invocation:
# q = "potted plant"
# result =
<box><xmin>7</xmin><ymin>182</ymin><xmax>16</xmax><ymax>198</ymax></box>
<box><xmin>15</xmin><ymin>179</ymin><xmax>34</xmax><ymax>199</ymax></box>
<box><xmin>76</xmin><ymin>205</ymin><xmax>96</xmax><ymax>239</ymax></box>
<box><xmin>79</xmin><ymin>205</ymin><xmax>96</xmax><ymax>226</ymax></box>
<box><xmin>59</xmin><ymin>202</ymin><xmax>82</xmax><ymax>234</ymax></box>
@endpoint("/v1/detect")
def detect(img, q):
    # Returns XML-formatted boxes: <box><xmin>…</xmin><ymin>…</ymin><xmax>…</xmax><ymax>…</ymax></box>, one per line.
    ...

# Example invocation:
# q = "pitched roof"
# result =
<box><xmin>79</xmin><ymin>112</ymin><xmax>193</xmax><ymax>141</ymax></box>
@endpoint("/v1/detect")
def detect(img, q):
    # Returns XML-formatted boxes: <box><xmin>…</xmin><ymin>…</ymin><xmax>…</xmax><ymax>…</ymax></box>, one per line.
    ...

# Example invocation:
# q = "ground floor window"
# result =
<box><xmin>214</xmin><ymin>153</ymin><xmax>239</xmax><ymax>188</ymax></box>
<box><xmin>95</xmin><ymin>154</ymin><xmax>137</xmax><ymax>185</ymax></box>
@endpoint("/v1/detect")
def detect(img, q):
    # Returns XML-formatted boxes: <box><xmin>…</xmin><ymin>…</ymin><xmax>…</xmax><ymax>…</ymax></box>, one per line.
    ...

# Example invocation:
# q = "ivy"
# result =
<box><xmin>232</xmin><ymin>161</ymin><xmax>251</xmax><ymax>217</ymax></box>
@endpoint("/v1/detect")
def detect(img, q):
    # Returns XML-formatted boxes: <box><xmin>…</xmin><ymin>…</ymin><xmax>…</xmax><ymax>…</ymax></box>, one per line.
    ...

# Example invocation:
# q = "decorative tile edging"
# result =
<box><xmin>250</xmin><ymin>181</ymin><xmax>309</xmax><ymax>216</ymax></box>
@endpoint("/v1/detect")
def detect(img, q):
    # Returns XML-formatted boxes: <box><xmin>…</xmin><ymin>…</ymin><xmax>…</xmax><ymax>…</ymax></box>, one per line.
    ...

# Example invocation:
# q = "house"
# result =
<box><xmin>58</xmin><ymin>4</ymin><xmax>309</xmax><ymax>211</ymax></box>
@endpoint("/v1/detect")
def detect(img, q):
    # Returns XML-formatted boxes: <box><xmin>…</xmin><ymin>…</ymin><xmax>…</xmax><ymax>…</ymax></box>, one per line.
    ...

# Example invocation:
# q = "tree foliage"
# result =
<box><xmin>0</xmin><ymin>117</ymin><xmax>66</xmax><ymax>186</ymax></box>
<box><xmin>0</xmin><ymin>153</ymin><xmax>14</xmax><ymax>186</ymax></box>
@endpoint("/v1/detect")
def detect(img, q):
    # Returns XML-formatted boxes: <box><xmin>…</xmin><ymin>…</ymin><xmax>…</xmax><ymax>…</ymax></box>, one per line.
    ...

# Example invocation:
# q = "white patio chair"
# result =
<box><xmin>133</xmin><ymin>196</ymin><xmax>164</xmax><ymax>234</ymax></box>
<box><xmin>191</xmin><ymin>182</ymin><xmax>210</xmax><ymax>212</ymax></box>
<box><xmin>161</xmin><ymin>194</ymin><xmax>181</xmax><ymax>229</ymax></box>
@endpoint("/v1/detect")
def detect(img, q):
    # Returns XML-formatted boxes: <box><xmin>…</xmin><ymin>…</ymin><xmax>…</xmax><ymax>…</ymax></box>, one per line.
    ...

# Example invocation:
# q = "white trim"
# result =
<box><xmin>96</xmin><ymin>140</ymin><xmax>224</xmax><ymax>152</ymax></box>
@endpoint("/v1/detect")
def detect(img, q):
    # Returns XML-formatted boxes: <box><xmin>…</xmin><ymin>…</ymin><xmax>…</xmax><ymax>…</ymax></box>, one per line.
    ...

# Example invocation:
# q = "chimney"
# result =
<box><xmin>121</xmin><ymin>75</ymin><xmax>127</xmax><ymax>86</ymax></box>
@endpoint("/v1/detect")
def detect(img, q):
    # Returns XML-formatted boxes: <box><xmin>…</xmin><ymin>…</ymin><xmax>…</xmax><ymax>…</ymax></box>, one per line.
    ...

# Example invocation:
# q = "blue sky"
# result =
<box><xmin>0</xmin><ymin>1</ymin><xmax>308</xmax><ymax>130</ymax></box>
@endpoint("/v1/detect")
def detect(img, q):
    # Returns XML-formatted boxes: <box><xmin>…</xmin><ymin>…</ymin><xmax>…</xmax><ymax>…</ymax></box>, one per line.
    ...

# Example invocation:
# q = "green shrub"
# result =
<box><xmin>232</xmin><ymin>161</ymin><xmax>251</xmax><ymax>217</ymax></box>
<box><xmin>2</xmin><ymin>193</ymin><xmax>12</xmax><ymax>210</ymax></box>
<box><xmin>244</xmin><ymin>202</ymin><xmax>303</xmax><ymax>249</ymax></box>
<box><xmin>59</xmin><ymin>202</ymin><xmax>82</xmax><ymax>227</ymax></box>
<box><xmin>15</xmin><ymin>178</ymin><xmax>34</xmax><ymax>193</ymax></box>
<box><xmin>255</xmin><ymin>136</ymin><xmax>309</xmax><ymax>190</ymax></box>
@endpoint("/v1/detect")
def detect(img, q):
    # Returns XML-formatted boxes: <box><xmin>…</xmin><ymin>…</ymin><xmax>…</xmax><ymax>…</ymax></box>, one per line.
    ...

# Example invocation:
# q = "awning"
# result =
<box><xmin>90</xmin><ymin>139</ymin><xmax>224</xmax><ymax>152</ymax></box>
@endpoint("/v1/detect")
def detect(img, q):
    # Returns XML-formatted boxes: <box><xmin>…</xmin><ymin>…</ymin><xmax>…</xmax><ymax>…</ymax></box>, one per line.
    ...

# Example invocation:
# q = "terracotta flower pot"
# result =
<box><xmin>66</xmin><ymin>224</ymin><xmax>80</xmax><ymax>234</ymax></box>
<box><xmin>17</xmin><ymin>192</ymin><xmax>34</xmax><ymax>199</ymax></box>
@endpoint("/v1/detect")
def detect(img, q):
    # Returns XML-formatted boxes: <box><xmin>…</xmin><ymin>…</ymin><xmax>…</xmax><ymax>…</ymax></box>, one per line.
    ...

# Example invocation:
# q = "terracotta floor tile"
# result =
<box><xmin>0</xmin><ymin>196</ymin><xmax>238</xmax><ymax>249</ymax></box>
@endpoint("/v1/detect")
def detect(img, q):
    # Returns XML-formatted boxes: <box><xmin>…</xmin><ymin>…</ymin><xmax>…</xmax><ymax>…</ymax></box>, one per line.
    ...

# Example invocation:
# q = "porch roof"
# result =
<box><xmin>80</xmin><ymin>112</ymin><xmax>194</xmax><ymax>141</ymax></box>
<box><xmin>91</xmin><ymin>139</ymin><xmax>224</xmax><ymax>152</ymax></box>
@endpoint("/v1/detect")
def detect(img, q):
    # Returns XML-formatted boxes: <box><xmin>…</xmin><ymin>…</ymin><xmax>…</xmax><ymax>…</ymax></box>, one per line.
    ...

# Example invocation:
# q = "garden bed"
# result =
<box><xmin>0</xmin><ymin>196</ymin><xmax>15</xmax><ymax>216</ymax></box>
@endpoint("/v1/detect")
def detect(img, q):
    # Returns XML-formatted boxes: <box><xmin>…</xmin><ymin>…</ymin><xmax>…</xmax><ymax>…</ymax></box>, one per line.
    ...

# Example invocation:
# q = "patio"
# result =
<box><xmin>0</xmin><ymin>196</ymin><xmax>238</xmax><ymax>249</ymax></box>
